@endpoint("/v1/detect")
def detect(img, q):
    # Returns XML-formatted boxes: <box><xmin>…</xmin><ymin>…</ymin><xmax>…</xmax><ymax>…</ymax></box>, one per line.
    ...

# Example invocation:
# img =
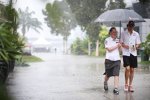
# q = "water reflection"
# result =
<box><xmin>87</xmin><ymin>62</ymin><xmax>150</xmax><ymax>74</ymax></box>
<box><xmin>104</xmin><ymin>91</ymin><xmax>134</xmax><ymax>100</ymax></box>
<box><xmin>124</xmin><ymin>92</ymin><xmax>134</xmax><ymax>100</ymax></box>
<box><xmin>136</xmin><ymin>65</ymin><xmax>150</xmax><ymax>73</ymax></box>
<box><xmin>6</xmin><ymin>54</ymin><xmax>150</xmax><ymax>100</ymax></box>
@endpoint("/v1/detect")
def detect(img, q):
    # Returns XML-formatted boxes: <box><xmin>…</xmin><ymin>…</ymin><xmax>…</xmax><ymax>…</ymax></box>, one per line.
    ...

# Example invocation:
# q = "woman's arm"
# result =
<box><xmin>106</xmin><ymin>43</ymin><xmax>121</xmax><ymax>52</ymax></box>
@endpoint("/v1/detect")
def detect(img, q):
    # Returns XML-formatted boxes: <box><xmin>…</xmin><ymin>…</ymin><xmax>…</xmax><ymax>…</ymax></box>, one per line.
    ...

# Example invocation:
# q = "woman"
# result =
<box><xmin>103</xmin><ymin>27</ymin><xmax>121</xmax><ymax>95</ymax></box>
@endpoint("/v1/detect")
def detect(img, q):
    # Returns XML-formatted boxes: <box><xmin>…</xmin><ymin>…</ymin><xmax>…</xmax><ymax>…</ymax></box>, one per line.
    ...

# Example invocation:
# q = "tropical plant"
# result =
<box><xmin>143</xmin><ymin>33</ymin><xmax>150</xmax><ymax>55</ymax></box>
<box><xmin>0</xmin><ymin>0</ymin><xmax>24</xmax><ymax>61</ymax></box>
<box><xmin>18</xmin><ymin>7</ymin><xmax>42</xmax><ymax>36</ymax></box>
<box><xmin>0</xmin><ymin>1</ymin><xmax>25</xmax><ymax>83</ymax></box>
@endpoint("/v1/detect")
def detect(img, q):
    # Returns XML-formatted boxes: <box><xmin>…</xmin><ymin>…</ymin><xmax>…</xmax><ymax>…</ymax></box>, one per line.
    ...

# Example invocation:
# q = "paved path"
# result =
<box><xmin>6</xmin><ymin>53</ymin><xmax>150</xmax><ymax>100</ymax></box>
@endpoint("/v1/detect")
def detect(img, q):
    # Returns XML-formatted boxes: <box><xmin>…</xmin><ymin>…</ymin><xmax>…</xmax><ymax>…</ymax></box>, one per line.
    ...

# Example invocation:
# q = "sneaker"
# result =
<box><xmin>104</xmin><ymin>82</ymin><xmax>108</xmax><ymax>91</ymax></box>
<box><xmin>129</xmin><ymin>85</ymin><xmax>134</xmax><ymax>92</ymax></box>
<box><xmin>124</xmin><ymin>84</ymin><xmax>128</xmax><ymax>92</ymax></box>
<box><xmin>113</xmin><ymin>88</ymin><xmax>119</xmax><ymax>95</ymax></box>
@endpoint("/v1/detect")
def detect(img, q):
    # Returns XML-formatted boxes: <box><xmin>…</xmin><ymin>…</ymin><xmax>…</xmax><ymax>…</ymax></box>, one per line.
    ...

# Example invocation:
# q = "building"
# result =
<box><xmin>133</xmin><ymin>2</ymin><xmax>150</xmax><ymax>42</ymax></box>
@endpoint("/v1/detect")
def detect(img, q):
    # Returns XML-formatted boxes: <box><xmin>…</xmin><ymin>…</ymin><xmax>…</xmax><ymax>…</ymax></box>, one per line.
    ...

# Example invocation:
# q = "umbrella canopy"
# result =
<box><xmin>95</xmin><ymin>9</ymin><xmax>145</xmax><ymax>23</ymax></box>
<box><xmin>94</xmin><ymin>9</ymin><xmax>145</xmax><ymax>38</ymax></box>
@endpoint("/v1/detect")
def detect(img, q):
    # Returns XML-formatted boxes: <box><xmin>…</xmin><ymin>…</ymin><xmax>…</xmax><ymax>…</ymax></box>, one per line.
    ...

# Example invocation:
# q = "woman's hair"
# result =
<box><xmin>109</xmin><ymin>27</ymin><xmax>116</xmax><ymax>35</ymax></box>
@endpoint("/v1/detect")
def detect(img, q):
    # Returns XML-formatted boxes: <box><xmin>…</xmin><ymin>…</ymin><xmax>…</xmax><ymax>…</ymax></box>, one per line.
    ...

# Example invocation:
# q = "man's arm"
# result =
<box><xmin>120</xmin><ymin>31</ymin><xmax>129</xmax><ymax>49</ymax></box>
<box><xmin>135</xmin><ymin>44</ymin><xmax>140</xmax><ymax>49</ymax></box>
<box><xmin>121</xmin><ymin>43</ymin><xmax>129</xmax><ymax>49</ymax></box>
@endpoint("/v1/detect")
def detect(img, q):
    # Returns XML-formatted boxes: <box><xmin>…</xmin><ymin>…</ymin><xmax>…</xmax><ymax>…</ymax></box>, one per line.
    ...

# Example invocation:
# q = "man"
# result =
<box><xmin>121</xmin><ymin>21</ymin><xmax>141</xmax><ymax>92</ymax></box>
<box><xmin>104</xmin><ymin>27</ymin><xmax>121</xmax><ymax>95</ymax></box>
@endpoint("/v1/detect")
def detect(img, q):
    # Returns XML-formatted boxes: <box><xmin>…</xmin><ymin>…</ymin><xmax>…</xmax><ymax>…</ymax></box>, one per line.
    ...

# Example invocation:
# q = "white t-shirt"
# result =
<box><xmin>105</xmin><ymin>37</ymin><xmax>120</xmax><ymax>61</ymax></box>
<box><xmin>120</xmin><ymin>30</ymin><xmax>141</xmax><ymax>56</ymax></box>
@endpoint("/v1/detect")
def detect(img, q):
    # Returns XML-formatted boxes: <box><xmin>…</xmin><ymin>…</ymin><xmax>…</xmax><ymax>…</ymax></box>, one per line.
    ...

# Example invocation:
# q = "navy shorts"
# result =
<box><xmin>123</xmin><ymin>54</ymin><xmax>138</xmax><ymax>68</ymax></box>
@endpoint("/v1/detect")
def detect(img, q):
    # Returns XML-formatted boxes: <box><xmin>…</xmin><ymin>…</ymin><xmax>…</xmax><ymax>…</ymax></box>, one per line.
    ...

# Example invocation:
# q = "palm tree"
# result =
<box><xmin>18</xmin><ymin>7</ymin><xmax>42</xmax><ymax>36</ymax></box>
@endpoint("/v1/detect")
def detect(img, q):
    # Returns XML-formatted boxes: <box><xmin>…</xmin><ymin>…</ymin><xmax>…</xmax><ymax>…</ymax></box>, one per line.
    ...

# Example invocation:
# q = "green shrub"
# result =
<box><xmin>99</xmin><ymin>48</ymin><xmax>106</xmax><ymax>56</ymax></box>
<box><xmin>71</xmin><ymin>37</ymin><xmax>88</xmax><ymax>55</ymax></box>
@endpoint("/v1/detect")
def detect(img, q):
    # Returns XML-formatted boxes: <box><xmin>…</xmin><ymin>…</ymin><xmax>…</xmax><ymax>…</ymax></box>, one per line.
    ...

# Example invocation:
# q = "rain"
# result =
<box><xmin>0</xmin><ymin>0</ymin><xmax>150</xmax><ymax>100</ymax></box>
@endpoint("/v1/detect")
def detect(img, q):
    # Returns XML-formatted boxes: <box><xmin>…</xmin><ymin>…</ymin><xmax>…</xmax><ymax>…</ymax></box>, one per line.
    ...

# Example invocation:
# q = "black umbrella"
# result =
<box><xmin>94</xmin><ymin>9</ymin><xmax>145</xmax><ymax>38</ymax></box>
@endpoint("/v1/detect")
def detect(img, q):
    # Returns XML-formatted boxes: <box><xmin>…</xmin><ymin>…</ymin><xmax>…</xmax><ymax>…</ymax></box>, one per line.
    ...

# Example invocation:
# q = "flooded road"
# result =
<box><xmin>6</xmin><ymin>53</ymin><xmax>150</xmax><ymax>100</ymax></box>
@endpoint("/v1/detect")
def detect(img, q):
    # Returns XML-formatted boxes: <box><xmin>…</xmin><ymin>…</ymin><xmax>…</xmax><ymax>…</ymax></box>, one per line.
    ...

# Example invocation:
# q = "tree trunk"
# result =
<box><xmin>63</xmin><ymin>39</ymin><xmax>65</xmax><ymax>54</ymax></box>
<box><xmin>95</xmin><ymin>40</ymin><xmax>99</xmax><ymax>56</ymax></box>
<box><xmin>63</xmin><ymin>37</ymin><xmax>68</xmax><ymax>54</ymax></box>
<box><xmin>64</xmin><ymin>39</ymin><xmax>67</xmax><ymax>54</ymax></box>
<box><xmin>88</xmin><ymin>41</ymin><xmax>91</xmax><ymax>56</ymax></box>
<box><xmin>22</xmin><ymin>24</ymin><xmax>26</xmax><ymax>36</ymax></box>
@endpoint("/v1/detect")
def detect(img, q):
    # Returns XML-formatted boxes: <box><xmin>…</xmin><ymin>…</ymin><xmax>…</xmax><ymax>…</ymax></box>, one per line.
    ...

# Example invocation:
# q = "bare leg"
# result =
<box><xmin>113</xmin><ymin>76</ymin><xmax>119</xmax><ymax>95</ymax></box>
<box><xmin>129</xmin><ymin>67</ymin><xmax>134</xmax><ymax>86</ymax></box>
<box><xmin>104</xmin><ymin>74</ymin><xmax>109</xmax><ymax>82</ymax></box>
<box><xmin>124</xmin><ymin>66</ymin><xmax>130</xmax><ymax>91</ymax></box>
<box><xmin>128</xmin><ymin>67</ymin><xmax>135</xmax><ymax>92</ymax></box>
<box><xmin>114</xmin><ymin>76</ymin><xmax>119</xmax><ymax>88</ymax></box>
<box><xmin>104</xmin><ymin>74</ymin><xmax>109</xmax><ymax>91</ymax></box>
<box><xmin>125</xmin><ymin>66</ymin><xmax>130</xmax><ymax>85</ymax></box>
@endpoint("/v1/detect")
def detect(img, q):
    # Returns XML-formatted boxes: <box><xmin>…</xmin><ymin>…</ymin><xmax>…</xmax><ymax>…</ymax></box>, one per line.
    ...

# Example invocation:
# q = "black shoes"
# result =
<box><xmin>104</xmin><ymin>82</ymin><xmax>108</xmax><ymax>91</ymax></box>
<box><xmin>104</xmin><ymin>82</ymin><xmax>119</xmax><ymax>95</ymax></box>
<box><xmin>113</xmin><ymin>88</ymin><xmax>119</xmax><ymax>95</ymax></box>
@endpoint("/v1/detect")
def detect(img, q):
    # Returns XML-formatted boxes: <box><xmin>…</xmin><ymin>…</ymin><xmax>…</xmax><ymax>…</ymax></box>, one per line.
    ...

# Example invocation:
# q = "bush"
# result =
<box><xmin>99</xmin><ymin>48</ymin><xmax>106</xmax><ymax>56</ymax></box>
<box><xmin>71</xmin><ymin>37</ymin><xmax>88</xmax><ymax>55</ymax></box>
<box><xmin>141</xmin><ymin>33</ymin><xmax>150</xmax><ymax>61</ymax></box>
<box><xmin>0</xmin><ymin>2</ymin><xmax>25</xmax><ymax>83</ymax></box>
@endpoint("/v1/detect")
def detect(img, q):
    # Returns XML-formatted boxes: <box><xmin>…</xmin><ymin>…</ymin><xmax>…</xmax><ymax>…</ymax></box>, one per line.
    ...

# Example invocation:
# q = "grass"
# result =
<box><xmin>15</xmin><ymin>55</ymin><xmax>43</xmax><ymax>66</ymax></box>
<box><xmin>139</xmin><ymin>61</ymin><xmax>150</xmax><ymax>65</ymax></box>
<box><xmin>21</xmin><ymin>55</ymin><xmax>43</xmax><ymax>62</ymax></box>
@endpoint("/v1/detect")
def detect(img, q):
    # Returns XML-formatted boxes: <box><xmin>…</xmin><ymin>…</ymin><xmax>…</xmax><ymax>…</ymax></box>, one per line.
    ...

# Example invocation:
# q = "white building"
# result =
<box><xmin>137</xmin><ymin>19</ymin><xmax>150</xmax><ymax>42</ymax></box>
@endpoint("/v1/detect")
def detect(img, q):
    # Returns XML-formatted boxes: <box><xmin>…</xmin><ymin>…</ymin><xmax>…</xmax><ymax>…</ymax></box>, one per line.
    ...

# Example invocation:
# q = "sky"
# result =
<box><xmin>0</xmin><ymin>0</ymin><xmax>137</xmax><ymax>49</ymax></box>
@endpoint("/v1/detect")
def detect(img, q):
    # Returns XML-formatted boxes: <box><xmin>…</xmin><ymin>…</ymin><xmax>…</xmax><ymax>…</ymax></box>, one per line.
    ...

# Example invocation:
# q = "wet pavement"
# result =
<box><xmin>6</xmin><ymin>53</ymin><xmax>150</xmax><ymax>100</ymax></box>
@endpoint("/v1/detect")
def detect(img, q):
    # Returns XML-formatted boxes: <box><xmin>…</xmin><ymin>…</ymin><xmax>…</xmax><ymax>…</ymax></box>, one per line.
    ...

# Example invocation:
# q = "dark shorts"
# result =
<box><xmin>123</xmin><ymin>54</ymin><xmax>137</xmax><ymax>68</ymax></box>
<box><xmin>104</xmin><ymin>59</ymin><xmax>121</xmax><ymax>77</ymax></box>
